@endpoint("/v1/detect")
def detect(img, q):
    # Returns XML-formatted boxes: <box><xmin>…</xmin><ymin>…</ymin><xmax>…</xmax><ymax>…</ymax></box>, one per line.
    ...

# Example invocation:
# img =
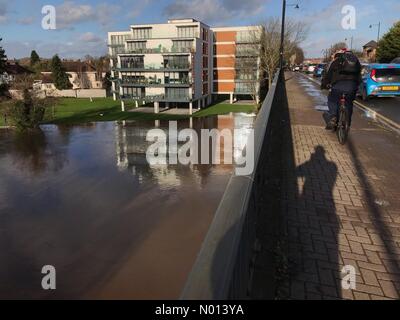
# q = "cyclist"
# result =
<box><xmin>321</xmin><ymin>49</ymin><xmax>362</xmax><ymax>130</ymax></box>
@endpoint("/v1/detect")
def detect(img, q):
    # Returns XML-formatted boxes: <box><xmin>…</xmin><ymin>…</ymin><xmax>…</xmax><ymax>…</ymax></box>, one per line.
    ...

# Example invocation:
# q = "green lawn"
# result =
<box><xmin>44</xmin><ymin>97</ymin><xmax>188</xmax><ymax>124</ymax></box>
<box><xmin>2</xmin><ymin>97</ymin><xmax>257</xmax><ymax>126</ymax></box>
<box><xmin>193</xmin><ymin>103</ymin><xmax>256</xmax><ymax>117</ymax></box>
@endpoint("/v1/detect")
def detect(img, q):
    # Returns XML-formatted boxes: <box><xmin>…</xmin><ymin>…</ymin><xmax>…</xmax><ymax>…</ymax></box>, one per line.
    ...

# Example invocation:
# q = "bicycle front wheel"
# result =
<box><xmin>337</xmin><ymin>108</ymin><xmax>349</xmax><ymax>145</ymax></box>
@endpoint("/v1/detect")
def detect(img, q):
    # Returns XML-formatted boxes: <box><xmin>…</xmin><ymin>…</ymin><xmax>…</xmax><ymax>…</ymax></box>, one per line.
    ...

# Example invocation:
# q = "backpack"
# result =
<box><xmin>339</xmin><ymin>52</ymin><xmax>360</xmax><ymax>74</ymax></box>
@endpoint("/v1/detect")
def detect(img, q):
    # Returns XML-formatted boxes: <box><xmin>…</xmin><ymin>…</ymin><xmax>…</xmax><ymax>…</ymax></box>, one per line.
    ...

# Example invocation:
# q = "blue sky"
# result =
<box><xmin>0</xmin><ymin>0</ymin><xmax>399</xmax><ymax>59</ymax></box>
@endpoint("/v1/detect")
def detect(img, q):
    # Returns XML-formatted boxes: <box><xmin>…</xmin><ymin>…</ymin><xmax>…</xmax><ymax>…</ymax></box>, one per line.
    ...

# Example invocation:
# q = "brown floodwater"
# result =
<box><xmin>0</xmin><ymin>114</ymin><xmax>255</xmax><ymax>299</ymax></box>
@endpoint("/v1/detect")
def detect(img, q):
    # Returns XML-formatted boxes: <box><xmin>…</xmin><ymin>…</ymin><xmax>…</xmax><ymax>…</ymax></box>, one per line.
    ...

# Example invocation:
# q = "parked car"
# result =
<box><xmin>307</xmin><ymin>64</ymin><xmax>317</xmax><ymax>74</ymax></box>
<box><xmin>313</xmin><ymin>63</ymin><xmax>326</xmax><ymax>77</ymax></box>
<box><xmin>358</xmin><ymin>63</ymin><xmax>400</xmax><ymax>101</ymax></box>
<box><xmin>391</xmin><ymin>57</ymin><xmax>400</xmax><ymax>64</ymax></box>
<box><xmin>293</xmin><ymin>65</ymin><xmax>301</xmax><ymax>72</ymax></box>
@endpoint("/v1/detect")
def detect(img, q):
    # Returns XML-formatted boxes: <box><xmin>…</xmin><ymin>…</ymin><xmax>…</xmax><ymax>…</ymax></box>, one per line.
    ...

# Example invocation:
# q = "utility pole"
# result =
<box><xmin>370</xmin><ymin>22</ymin><xmax>381</xmax><ymax>43</ymax></box>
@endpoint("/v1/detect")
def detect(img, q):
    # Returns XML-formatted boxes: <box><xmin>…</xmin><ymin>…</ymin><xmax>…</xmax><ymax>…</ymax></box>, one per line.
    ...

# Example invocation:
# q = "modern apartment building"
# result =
<box><xmin>212</xmin><ymin>26</ymin><xmax>261</xmax><ymax>104</ymax></box>
<box><xmin>108</xmin><ymin>19</ymin><xmax>261</xmax><ymax>114</ymax></box>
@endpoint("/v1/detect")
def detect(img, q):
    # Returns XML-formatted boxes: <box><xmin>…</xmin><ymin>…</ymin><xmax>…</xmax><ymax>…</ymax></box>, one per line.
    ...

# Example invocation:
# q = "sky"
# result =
<box><xmin>0</xmin><ymin>0</ymin><xmax>399</xmax><ymax>59</ymax></box>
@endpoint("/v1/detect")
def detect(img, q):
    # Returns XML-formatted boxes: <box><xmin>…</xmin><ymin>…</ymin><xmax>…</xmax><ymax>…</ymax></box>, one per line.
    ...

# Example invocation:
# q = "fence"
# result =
<box><xmin>181</xmin><ymin>69</ymin><xmax>283</xmax><ymax>299</ymax></box>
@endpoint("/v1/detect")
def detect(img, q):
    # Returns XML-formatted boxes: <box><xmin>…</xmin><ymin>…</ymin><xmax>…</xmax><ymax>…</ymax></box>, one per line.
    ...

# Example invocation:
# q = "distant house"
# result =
<box><xmin>0</xmin><ymin>61</ymin><xmax>33</xmax><ymax>84</ymax></box>
<box><xmin>362</xmin><ymin>40</ymin><xmax>378</xmax><ymax>62</ymax></box>
<box><xmin>31</xmin><ymin>60</ymin><xmax>107</xmax><ymax>98</ymax></box>
<box><xmin>39</xmin><ymin>60</ymin><xmax>105</xmax><ymax>90</ymax></box>
<box><xmin>304</xmin><ymin>58</ymin><xmax>323</xmax><ymax>65</ymax></box>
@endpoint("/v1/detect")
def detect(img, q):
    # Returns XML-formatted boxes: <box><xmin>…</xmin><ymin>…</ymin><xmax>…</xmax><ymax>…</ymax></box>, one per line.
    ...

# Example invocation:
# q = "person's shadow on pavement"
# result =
<box><xmin>292</xmin><ymin>145</ymin><xmax>341</xmax><ymax>299</ymax></box>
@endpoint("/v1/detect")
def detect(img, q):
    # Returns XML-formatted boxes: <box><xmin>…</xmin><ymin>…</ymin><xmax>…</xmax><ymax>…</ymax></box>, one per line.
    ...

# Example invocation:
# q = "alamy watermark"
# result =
<box><xmin>341</xmin><ymin>265</ymin><xmax>356</xmax><ymax>290</ymax></box>
<box><xmin>145</xmin><ymin>121</ymin><xmax>255</xmax><ymax>176</ymax></box>
<box><xmin>341</xmin><ymin>5</ymin><xmax>356</xmax><ymax>30</ymax></box>
<box><xmin>41</xmin><ymin>5</ymin><xmax>56</xmax><ymax>30</ymax></box>
<box><xmin>41</xmin><ymin>265</ymin><xmax>56</xmax><ymax>290</ymax></box>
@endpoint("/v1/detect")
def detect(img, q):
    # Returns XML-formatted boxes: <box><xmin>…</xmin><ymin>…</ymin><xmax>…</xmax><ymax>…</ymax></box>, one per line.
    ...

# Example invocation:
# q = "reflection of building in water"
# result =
<box><xmin>114</xmin><ymin>115</ymin><xmax>255</xmax><ymax>187</ymax></box>
<box><xmin>216</xmin><ymin>112</ymin><xmax>256</xmax><ymax>166</ymax></box>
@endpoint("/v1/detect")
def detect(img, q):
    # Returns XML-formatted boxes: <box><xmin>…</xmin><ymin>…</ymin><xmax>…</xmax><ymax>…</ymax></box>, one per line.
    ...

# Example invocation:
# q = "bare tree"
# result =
<box><xmin>291</xmin><ymin>45</ymin><xmax>305</xmax><ymax>65</ymax></box>
<box><xmin>250</xmin><ymin>18</ymin><xmax>308</xmax><ymax>88</ymax></box>
<box><xmin>324</xmin><ymin>42</ymin><xmax>347</xmax><ymax>61</ymax></box>
<box><xmin>74</xmin><ymin>64</ymin><xmax>91</xmax><ymax>89</ymax></box>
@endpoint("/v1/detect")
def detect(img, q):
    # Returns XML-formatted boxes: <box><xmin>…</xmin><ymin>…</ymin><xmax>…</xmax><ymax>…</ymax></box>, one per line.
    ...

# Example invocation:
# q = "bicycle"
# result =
<box><xmin>336</xmin><ymin>93</ymin><xmax>350</xmax><ymax>145</ymax></box>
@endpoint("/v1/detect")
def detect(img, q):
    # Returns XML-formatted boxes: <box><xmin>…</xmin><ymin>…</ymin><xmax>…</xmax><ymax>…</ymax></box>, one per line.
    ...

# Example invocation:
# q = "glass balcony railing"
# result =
<box><xmin>114</xmin><ymin>64</ymin><xmax>191</xmax><ymax>71</ymax></box>
<box><xmin>117</xmin><ymin>78</ymin><xmax>191</xmax><ymax>86</ymax></box>
<box><xmin>111</xmin><ymin>47</ymin><xmax>195</xmax><ymax>55</ymax></box>
<box><xmin>120</xmin><ymin>94</ymin><xmax>191</xmax><ymax>101</ymax></box>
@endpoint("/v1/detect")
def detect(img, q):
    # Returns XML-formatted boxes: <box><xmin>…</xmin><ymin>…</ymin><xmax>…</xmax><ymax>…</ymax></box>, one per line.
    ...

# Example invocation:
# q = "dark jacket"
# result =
<box><xmin>321</xmin><ymin>54</ymin><xmax>361</xmax><ymax>90</ymax></box>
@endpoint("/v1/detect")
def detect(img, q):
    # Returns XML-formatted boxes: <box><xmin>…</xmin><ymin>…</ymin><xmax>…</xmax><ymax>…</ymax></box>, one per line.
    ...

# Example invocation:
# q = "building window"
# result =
<box><xmin>172</xmin><ymin>40</ymin><xmax>194</xmax><ymax>52</ymax></box>
<box><xmin>166</xmin><ymin>87</ymin><xmax>189</xmax><ymax>98</ymax></box>
<box><xmin>236</xmin><ymin>71</ymin><xmax>256</xmax><ymax>80</ymax></box>
<box><xmin>235</xmin><ymin>82</ymin><xmax>253</xmax><ymax>93</ymax></box>
<box><xmin>110</xmin><ymin>34</ymin><xmax>130</xmax><ymax>45</ymax></box>
<box><xmin>236</xmin><ymin>31</ymin><xmax>253</xmax><ymax>43</ymax></box>
<box><xmin>177</xmin><ymin>26</ymin><xmax>197</xmax><ymax>38</ymax></box>
<box><xmin>236</xmin><ymin>44</ymin><xmax>258</xmax><ymax>56</ymax></box>
<box><xmin>202</xmin><ymin>28</ymin><xmax>208</xmax><ymax>41</ymax></box>
<box><xmin>203</xmin><ymin>70</ymin><xmax>208</xmax><ymax>82</ymax></box>
<box><xmin>126</xmin><ymin>41</ymin><xmax>147</xmax><ymax>52</ymax></box>
<box><xmin>203</xmin><ymin>43</ymin><xmax>208</xmax><ymax>55</ymax></box>
<box><xmin>213</xmin><ymin>83</ymin><xmax>218</xmax><ymax>92</ymax></box>
<box><xmin>203</xmin><ymin>83</ymin><xmax>208</xmax><ymax>95</ymax></box>
<box><xmin>132</xmin><ymin>28</ymin><xmax>152</xmax><ymax>39</ymax></box>
<box><xmin>122</xmin><ymin>87</ymin><xmax>144</xmax><ymax>97</ymax></box>
<box><xmin>120</xmin><ymin>56</ymin><xmax>144</xmax><ymax>69</ymax></box>
<box><xmin>165</xmin><ymin>72</ymin><xmax>189</xmax><ymax>84</ymax></box>
<box><xmin>163</xmin><ymin>56</ymin><xmax>190</xmax><ymax>69</ymax></box>
<box><xmin>203</xmin><ymin>56</ymin><xmax>208</xmax><ymax>69</ymax></box>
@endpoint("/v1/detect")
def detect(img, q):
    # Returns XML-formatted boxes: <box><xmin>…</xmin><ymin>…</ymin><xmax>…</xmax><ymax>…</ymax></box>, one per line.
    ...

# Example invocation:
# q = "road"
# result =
<box><xmin>302</xmin><ymin>73</ymin><xmax>400</xmax><ymax>127</ymax></box>
<box><xmin>357</xmin><ymin>96</ymin><xmax>400</xmax><ymax>124</ymax></box>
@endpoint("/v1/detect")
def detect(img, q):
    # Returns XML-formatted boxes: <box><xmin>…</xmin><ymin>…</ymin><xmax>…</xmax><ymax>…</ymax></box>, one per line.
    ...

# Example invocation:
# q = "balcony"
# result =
<box><xmin>120</xmin><ymin>94</ymin><xmax>191</xmax><ymax>102</ymax></box>
<box><xmin>107</xmin><ymin>43</ymin><xmax>126</xmax><ymax>47</ymax></box>
<box><xmin>115</xmin><ymin>46</ymin><xmax>195</xmax><ymax>55</ymax></box>
<box><xmin>113</xmin><ymin>64</ymin><xmax>191</xmax><ymax>72</ymax></box>
<box><xmin>118</xmin><ymin>78</ymin><xmax>191</xmax><ymax>87</ymax></box>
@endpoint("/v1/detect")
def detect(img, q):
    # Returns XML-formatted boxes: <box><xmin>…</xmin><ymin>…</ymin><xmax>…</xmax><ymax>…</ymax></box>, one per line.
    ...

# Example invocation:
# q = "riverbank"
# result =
<box><xmin>44</xmin><ymin>98</ymin><xmax>255</xmax><ymax>125</ymax></box>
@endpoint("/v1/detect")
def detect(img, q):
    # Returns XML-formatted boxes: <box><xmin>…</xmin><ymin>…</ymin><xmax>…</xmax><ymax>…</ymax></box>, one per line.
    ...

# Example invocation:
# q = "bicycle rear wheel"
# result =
<box><xmin>337</xmin><ymin>108</ymin><xmax>349</xmax><ymax>145</ymax></box>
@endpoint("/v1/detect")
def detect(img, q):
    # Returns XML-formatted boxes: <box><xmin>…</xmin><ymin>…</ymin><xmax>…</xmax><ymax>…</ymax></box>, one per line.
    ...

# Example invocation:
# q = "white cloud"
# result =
<box><xmin>163</xmin><ymin>0</ymin><xmax>267</xmax><ymax>25</ymax></box>
<box><xmin>56</xmin><ymin>1</ymin><xmax>120</xmax><ymax>29</ymax></box>
<box><xmin>17</xmin><ymin>17</ymin><xmax>35</xmax><ymax>25</ymax></box>
<box><xmin>3</xmin><ymin>37</ymin><xmax>108</xmax><ymax>59</ymax></box>
<box><xmin>0</xmin><ymin>0</ymin><xmax>8</xmax><ymax>24</ymax></box>
<box><xmin>127</xmin><ymin>0</ymin><xmax>153</xmax><ymax>19</ymax></box>
<box><xmin>79</xmin><ymin>32</ymin><xmax>104</xmax><ymax>43</ymax></box>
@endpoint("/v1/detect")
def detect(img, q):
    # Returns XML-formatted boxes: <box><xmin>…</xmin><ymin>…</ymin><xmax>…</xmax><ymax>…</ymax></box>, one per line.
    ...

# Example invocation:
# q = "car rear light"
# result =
<box><xmin>371</xmin><ymin>69</ymin><xmax>377</xmax><ymax>82</ymax></box>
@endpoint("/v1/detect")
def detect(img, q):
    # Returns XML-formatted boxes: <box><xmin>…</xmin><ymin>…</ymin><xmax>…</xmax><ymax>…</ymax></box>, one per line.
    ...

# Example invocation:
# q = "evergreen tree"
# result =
<box><xmin>0</xmin><ymin>38</ymin><xmax>8</xmax><ymax>97</ymax></box>
<box><xmin>30</xmin><ymin>50</ymin><xmax>40</xmax><ymax>66</ymax></box>
<box><xmin>0</xmin><ymin>38</ymin><xmax>7</xmax><ymax>73</ymax></box>
<box><xmin>50</xmin><ymin>54</ymin><xmax>72</xmax><ymax>90</ymax></box>
<box><xmin>377</xmin><ymin>21</ymin><xmax>400</xmax><ymax>63</ymax></box>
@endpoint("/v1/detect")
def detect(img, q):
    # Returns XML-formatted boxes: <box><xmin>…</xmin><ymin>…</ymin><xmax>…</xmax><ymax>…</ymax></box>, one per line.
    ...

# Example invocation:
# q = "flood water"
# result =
<box><xmin>0</xmin><ymin>114</ymin><xmax>255</xmax><ymax>299</ymax></box>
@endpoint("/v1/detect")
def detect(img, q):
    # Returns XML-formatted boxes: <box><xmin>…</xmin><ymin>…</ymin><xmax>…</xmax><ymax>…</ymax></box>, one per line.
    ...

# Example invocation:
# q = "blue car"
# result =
<box><xmin>313</xmin><ymin>63</ymin><xmax>326</xmax><ymax>77</ymax></box>
<box><xmin>359</xmin><ymin>63</ymin><xmax>400</xmax><ymax>101</ymax></box>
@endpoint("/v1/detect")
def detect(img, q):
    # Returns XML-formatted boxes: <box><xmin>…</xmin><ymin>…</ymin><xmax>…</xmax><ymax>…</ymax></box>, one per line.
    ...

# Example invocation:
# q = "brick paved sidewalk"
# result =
<box><xmin>278</xmin><ymin>72</ymin><xmax>400</xmax><ymax>300</ymax></box>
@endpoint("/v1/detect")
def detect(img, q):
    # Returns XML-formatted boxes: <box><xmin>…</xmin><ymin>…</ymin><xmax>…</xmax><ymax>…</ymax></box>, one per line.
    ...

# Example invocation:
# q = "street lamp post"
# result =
<box><xmin>369</xmin><ymin>22</ymin><xmax>381</xmax><ymax>43</ymax></box>
<box><xmin>279</xmin><ymin>0</ymin><xmax>287</xmax><ymax>70</ymax></box>
<box><xmin>345</xmin><ymin>37</ymin><xmax>354</xmax><ymax>50</ymax></box>
<box><xmin>279</xmin><ymin>1</ymin><xmax>299</xmax><ymax>70</ymax></box>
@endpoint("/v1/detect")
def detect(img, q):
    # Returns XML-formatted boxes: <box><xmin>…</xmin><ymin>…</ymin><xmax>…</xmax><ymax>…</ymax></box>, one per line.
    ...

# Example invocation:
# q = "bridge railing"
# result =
<box><xmin>181</xmin><ymin>69</ymin><xmax>283</xmax><ymax>300</ymax></box>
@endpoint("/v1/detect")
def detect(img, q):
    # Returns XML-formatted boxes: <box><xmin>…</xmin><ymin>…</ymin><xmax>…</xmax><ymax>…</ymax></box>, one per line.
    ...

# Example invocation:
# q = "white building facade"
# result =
<box><xmin>108</xmin><ymin>19</ymin><xmax>260</xmax><ymax>114</ymax></box>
